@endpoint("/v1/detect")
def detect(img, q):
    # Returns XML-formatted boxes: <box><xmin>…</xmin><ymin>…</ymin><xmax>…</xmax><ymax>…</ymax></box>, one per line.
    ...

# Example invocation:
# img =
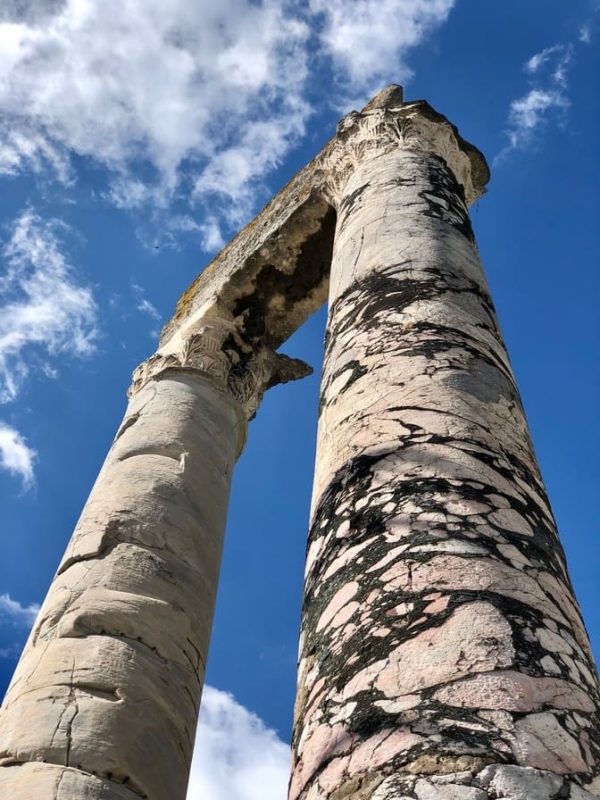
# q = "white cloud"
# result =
<box><xmin>0</xmin><ymin>421</ymin><xmax>36</xmax><ymax>487</ymax></box>
<box><xmin>187</xmin><ymin>686</ymin><xmax>289</xmax><ymax>800</ymax></box>
<box><xmin>198</xmin><ymin>220</ymin><xmax>226</xmax><ymax>253</ymax></box>
<box><xmin>0</xmin><ymin>122</ymin><xmax>72</xmax><ymax>182</ymax></box>
<box><xmin>309</xmin><ymin>0</ymin><xmax>455</xmax><ymax>95</ymax></box>
<box><xmin>0</xmin><ymin>0</ymin><xmax>310</xmax><ymax>232</ymax></box>
<box><xmin>506</xmin><ymin>88</ymin><xmax>569</xmax><ymax>149</ymax></box>
<box><xmin>579</xmin><ymin>25</ymin><xmax>591</xmax><ymax>43</ymax></box>
<box><xmin>525</xmin><ymin>46</ymin><xmax>558</xmax><ymax>74</ymax></box>
<box><xmin>0</xmin><ymin>1</ymin><xmax>66</xmax><ymax>26</ymax></box>
<box><xmin>172</xmin><ymin>215</ymin><xmax>225</xmax><ymax>253</ymax></box>
<box><xmin>0</xmin><ymin>209</ymin><xmax>98</xmax><ymax>404</ymax></box>
<box><xmin>0</xmin><ymin>592</ymin><xmax>40</xmax><ymax>626</ymax></box>
<box><xmin>136</xmin><ymin>299</ymin><xmax>161</xmax><ymax>322</ymax></box>
<box><xmin>0</xmin><ymin>591</ymin><xmax>40</xmax><ymax>661</ymax></box>
<box><xmin>0</xmin><ymin>0</ymin><xmax>457</xmax><ymax>240</ymax></box>
<box><xmin>498</xmin><ymin>42</ymin><xmax>576</xmax><ymax>160</ymax></box>
<box><xmin>524</xmin><ymin>44</ymin><xmax>572</xmax><ymax>87</ymax></box>
<box><xmin>132</xmin><ymin>284</ymin><xmax>161</xmax><ymax>322</ymax></box>
<box><xmin>579</xmin><ymin>3</ymin><xmax>599</xmax><ymax>43</ymax></box>
<box><xmin>193</xmin><ymin>100</ymin><xmax>308</xmax><ymax>228</ymax></box>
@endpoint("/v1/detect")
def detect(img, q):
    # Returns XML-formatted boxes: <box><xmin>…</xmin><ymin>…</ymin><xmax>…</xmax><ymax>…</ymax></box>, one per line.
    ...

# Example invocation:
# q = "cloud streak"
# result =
<box><xmin>524</xmin><ymin>44</ymin><xmax>573</xmax><ymax>87</ymax></box>
<box><xmin>506</xmin><ymin>88</ymin><xmax>569</xmax><ymax>150</ymax></box>
<box><xmin>498</xmin><ymin>41</ymin><xmax>577</xmax><ymax>160</ymax></box>
<box><xmin>0</xmin><ymin>209</ymin><xmax>98</xmax><ymax>404</ymax></box>
<box><xmin>0</xmin><ymin>209</ymin><xmax>97</xmax><ymax>484</ymax></box>
<box><xmin>0</xmin><ymin>593</ymin><xmax>40</xmax><ymax>627</ymax></box>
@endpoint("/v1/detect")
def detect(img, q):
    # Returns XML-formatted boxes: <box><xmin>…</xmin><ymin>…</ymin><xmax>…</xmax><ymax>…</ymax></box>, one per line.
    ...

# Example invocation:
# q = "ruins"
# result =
<box><xmin>0</xmin><ymin>85</ymin><xmax>598</xmax><ymax>799</ymax></box>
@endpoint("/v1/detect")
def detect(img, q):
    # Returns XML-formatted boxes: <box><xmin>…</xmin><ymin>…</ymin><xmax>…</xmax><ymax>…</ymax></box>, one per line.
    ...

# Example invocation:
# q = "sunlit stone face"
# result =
<box><xmin>291</xmin><ymin>101</ymin><xmax>599</xmax><ymax>799</ymax></box>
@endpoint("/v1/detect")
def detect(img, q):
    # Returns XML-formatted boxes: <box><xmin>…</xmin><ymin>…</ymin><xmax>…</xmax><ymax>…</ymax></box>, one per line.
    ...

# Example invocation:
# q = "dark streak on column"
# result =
<box><xmin>291</xmin><ymin>137</ymin><xmax>599</xmax><ymax>800</ymax></box>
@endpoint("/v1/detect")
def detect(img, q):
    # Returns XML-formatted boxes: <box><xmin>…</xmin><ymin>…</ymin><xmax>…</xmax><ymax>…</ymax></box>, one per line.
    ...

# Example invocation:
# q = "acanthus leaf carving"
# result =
<box><xmin>318</xmin><ymin>101</ymin><xmax>484</xmax><ymax>208</ymax></box>
<box><xmin>128</xmin><ymin>312</ymin><xmax>312</xmax><ymax>422</ymax></box>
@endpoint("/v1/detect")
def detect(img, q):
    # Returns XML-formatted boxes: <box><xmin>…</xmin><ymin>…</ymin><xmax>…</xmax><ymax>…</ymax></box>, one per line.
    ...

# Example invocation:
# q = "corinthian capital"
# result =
<box><xmin>129</xmin><ymin>306</ymin><xmax>311</xmax><ymax>421</ymax></box>
<box><xmin>319</xmin><ymin>85</ymin><xmax>489</xmax><ymax>207</ymax></box>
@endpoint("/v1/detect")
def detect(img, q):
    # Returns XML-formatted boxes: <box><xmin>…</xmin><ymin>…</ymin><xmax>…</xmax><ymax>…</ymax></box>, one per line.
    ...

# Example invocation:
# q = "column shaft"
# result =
<box><xmin>291</xmin><ymin>146</ymin><xmax>599</xmax><ymax>799</ymax></box>
<box><xmin>0</xmin><ymin>370</ymin><xmax>244</xmax><ymax>799</ymax></box>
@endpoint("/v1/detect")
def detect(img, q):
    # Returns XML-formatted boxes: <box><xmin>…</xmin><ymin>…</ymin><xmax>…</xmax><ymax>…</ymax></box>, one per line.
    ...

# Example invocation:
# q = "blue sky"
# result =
<box><xmin>0</xmin><ymin>1</ymin><xmax>598</xmax><ymax>797</ymax></box>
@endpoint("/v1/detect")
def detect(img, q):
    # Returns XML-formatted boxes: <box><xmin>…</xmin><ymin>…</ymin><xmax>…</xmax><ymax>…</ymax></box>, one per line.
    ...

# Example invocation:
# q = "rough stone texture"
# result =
<box><xmin>1</xmin><ymin>85</ymin><xmax>598</xmax><ymax>800</ymax></box>
<box><xmin>0</xmin><ymin>121</ymin><xmax>329</xmax><ymax>796</ymax></box>
<box><xmin>0</xmin><ymin>763</ymin><xmax>144</xmax><ymax>799</ymax></box>
<box><xmin>352</xmin><ymin>765</ymin><xmax>599</xmax><ymax>799</ymax></box>
<box><xmin>478</xmin><ymin>764</ymin><xmax>563</xmax><ymax>798</ymax></box>
<box><xmin>0</xmin><ymin>372</ymin><xmax>244</xmax><ymax>799</ymax></box>
<box><xmin>290</xmin><ymin>99</ymin><xmax>600</xmax><ymax>799</ymax></box>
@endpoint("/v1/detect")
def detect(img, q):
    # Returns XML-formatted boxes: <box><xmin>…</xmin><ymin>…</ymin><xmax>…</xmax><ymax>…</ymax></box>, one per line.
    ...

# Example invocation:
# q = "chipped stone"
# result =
<box><xmin>514</xmin><ymin>712</ymin><xmax>589</xmax><ymax>773</ymax></box>
<box><xmin>477</xmin><ymin>764</ymin><xmax>563</xmax><ymax>799</ymax></box>
<box><xmin>415</xmin><ymin>780</ymin><xmax>487</xmax><ymax>799</ymax></box>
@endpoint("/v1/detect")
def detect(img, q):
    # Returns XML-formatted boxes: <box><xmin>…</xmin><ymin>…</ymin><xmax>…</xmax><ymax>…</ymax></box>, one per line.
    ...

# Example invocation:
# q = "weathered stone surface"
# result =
<box><xmin>0</xmin><ymin>84</ymin><xmax>598</xmax><ymax>800</ymax></box>
<box><xmin>340</xmin><ymin>764</ymin><xmax>599</xmax><ymax>800</ymax></box>
<box><xmin>415</xmin><ymin>781</ymin><xmax>487</xmax><ymax>800</ymax></box>
<box><xmin>478</xmin><ymin>764</ymin><xmax>564</xmax><ymax>799</ymax></box>
<box><xmin>0</xmin><ymin>373</ymin><xmax>243</xmax><ymax>798</ymax></box>
<box><xmin>0</xmin><ymin>763</ymin><xmax>143</xmax><ymax>798</ymax></box>
<box><xmin>290</xmin><ymin>94</ymin><xmax>599</xmax><ymax>799</ymax></box>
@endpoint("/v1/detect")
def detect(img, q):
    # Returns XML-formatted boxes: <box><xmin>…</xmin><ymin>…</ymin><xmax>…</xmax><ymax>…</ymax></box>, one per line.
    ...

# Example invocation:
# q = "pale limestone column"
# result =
<box><xmin>291</xmin><ymin>98</ymin><xmax>600</xmax><ymax>799</ymax></box>
<box><xmin>0</xmin><ymin>316</ymin><xmax>307</xmax><ymax>800</ymax></box>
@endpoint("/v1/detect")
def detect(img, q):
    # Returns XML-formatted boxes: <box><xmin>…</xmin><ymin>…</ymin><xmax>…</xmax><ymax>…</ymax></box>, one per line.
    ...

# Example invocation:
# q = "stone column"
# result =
<box><xmin>0</xmin><ymin>314</ymin><xmax>308</xmax><ymax>800</ymax></box>
<box><xmin>291</xmin><ymin>97</ymin><xmax>600</xmax><ymax>799</ymax></box>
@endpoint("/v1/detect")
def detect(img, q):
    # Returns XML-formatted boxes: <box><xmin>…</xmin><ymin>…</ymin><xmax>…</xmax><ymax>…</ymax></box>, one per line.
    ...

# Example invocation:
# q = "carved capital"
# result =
<box><xmin>129</xmin><ymin>311</ymin><xmax>312</xmax><ymax>421</ymax></box>
<box><xmin>319</xmin><ymin>100</ymin><xmax>489</xmax><ymax>207</ymax></box>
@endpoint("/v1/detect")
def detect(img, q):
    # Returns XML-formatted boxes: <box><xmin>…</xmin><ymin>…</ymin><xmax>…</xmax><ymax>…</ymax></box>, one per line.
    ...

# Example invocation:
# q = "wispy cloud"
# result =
<box><xmin>524</xmin><ymin>44</ymin><xmax>573</xmax><ymax>87</ymax></box>
<box><xmin>0</xmin><ymin>644</ymin><xmax>20</xmax><ymax>659</ymax></box>
<box><xmin>0</xmin><ymin>0</ymin><xmax>456</xmax><ymax>244</ymax></box>
<box><xmin>579</xmin><ymin>1</ymin><xmax>599</xmax><ymax>44</ymax></box>
<box><xmin>136</xmin><ymin>299</ymin><xmax>161</xmax><ymax>322</ymax></box>
<box><xmin>579</xmin><ymin>25</ymin><xmax>591</xmax><ymax>43</ymax></box>
<box><xmin>0</xmin><ymin>209</ymin><xmax>98</xmax><ymax>404</ymax></box>
<box><xmin>0</xmin><ymin>422</ymin><xmax>36</xmax><ymax>488</ymax></box>
<box><xmin>132</xmin><ymin>284</ymin><xmax>162</xmax><ymax>323</ymax></box>
<box><xmin>0</xmin><ymin>591</ymin><xmax>39</xmax><ymax>662</ymax></box>
<box><xmin>309</xmin><ymin>0</ymin><xmax>455</xmax><ymax>99</ymax></box>
<box><xmin>0</xmin><ymin>592</ymin><xmax>40</xmax><ymax>627</ymax></box>
<box><xmin>0</xmin><ymin>209</ymin><xmax>97</xmax><ymax>484</ymax></box>
<box><xmin>506</xmin><ymin>88</ymin><xmax>570</xmax><ymax>150</ymax></box>
<box><xmin>131</xmin><ymin>283</ymin><xmax>162</xmax><ymax>341</ymax></box>
<box><xmin>498</xmin><ymin>43</ymin><xmax>575</xmax><ymax>160</ymax></box>
<box><xmin>188</xmin><ymin>686</ymin><xmax>289</xmax><ymax>800</ymax></box>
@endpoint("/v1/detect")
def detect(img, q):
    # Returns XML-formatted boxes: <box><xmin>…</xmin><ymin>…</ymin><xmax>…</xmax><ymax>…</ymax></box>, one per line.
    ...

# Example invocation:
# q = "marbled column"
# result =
<box><xmin>291</xmin><ymin>102</ymin><xmax>600</xmax><ymax>800</ymax></box>
<box><xmin>0</xmin><ymin>316</ymin><xmax>307</xmax><ymax>800</ymax></box>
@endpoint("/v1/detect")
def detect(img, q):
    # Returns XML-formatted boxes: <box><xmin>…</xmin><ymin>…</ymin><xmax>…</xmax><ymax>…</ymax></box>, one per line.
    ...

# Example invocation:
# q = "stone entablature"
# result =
<box><xmin>157</xmin><ymin>85</ymin><xmax>488</xmax><ymax>390</ymax></box>
<box><xmin>143</xmin><ymin>85</ymin><xmax>488</xmax><ymax>428</ymax></box>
